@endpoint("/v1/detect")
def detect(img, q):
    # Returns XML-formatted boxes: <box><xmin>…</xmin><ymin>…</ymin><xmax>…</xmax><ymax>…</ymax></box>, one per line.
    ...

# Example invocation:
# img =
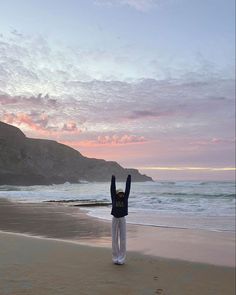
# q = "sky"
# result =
<box><xmin>0</xmin><ymin>0</ymin><xmax>235</xmax><ymax>180</ymax></box>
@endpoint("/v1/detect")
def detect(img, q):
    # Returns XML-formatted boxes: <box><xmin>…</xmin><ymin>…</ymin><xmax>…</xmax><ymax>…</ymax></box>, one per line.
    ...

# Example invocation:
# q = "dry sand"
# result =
<box><xmin>0</xmin><ymin>198</ymin><xmax>235</xmax><ymax>295</ymax></box>
<box><xmin>0</xmin><ymin>232</ymin><xmax>235</xmax><ymax>295</ymax></box>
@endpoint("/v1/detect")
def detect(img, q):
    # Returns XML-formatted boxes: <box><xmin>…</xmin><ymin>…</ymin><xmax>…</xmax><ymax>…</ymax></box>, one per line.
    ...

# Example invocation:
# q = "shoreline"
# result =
<box><xmin>86</xmin><ymin>211</ymin><xmax>235</xmax><ymax>233</ymax></box>
<box><xmin>0</xmin><ymin>197</ymin><xmax>235</xmax><ymax>267</ymax></box>
<box><xmin>0</xmin><ymin>226</ymin><xmax>235</xmax><ymax>268</ymax></box>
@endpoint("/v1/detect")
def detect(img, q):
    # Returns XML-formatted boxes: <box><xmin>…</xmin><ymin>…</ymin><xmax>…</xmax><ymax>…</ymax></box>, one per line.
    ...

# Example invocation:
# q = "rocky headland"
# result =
<box><xmin>0</xmin><ymin>121</ymin><xmax>152</xmax><ymax>185</ymax></box>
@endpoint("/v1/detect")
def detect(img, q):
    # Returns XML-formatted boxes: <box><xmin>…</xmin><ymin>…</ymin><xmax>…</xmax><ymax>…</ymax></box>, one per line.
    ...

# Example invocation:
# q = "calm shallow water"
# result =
<box><xmin>0</xmin><ymin>181</ymin><xmax>235</xmax><ymax>232</ymax></box>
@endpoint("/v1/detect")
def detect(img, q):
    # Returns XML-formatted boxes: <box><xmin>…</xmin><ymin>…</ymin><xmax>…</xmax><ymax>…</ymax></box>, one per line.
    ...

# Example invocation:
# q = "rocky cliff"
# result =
<box><xmin>0</xmin><ymin>121</ymin><xmax>152</xmax><ymax>185</ymax></box>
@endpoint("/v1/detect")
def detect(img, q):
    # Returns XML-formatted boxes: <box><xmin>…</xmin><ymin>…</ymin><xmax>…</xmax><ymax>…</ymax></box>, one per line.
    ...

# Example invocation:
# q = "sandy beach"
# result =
<box><xmin>0</xmin><ymin>198</ymin><xmax>235</xmax><ymax>295</ymax></box>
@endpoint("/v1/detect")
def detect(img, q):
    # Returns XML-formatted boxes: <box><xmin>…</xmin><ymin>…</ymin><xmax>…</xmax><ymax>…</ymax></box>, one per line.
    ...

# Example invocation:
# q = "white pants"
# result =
<box><xmin>112</xmin><ymin>216</ymin><xmax>126</xmax><ymax>264</ymax></box>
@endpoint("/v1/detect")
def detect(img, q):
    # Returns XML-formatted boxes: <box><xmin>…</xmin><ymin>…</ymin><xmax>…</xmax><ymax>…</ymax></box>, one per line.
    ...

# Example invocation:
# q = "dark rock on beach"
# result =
<box><xmin>0</xmin><ymin>121</ymin><xmax>152</xmax><ymax>185</ymax></box>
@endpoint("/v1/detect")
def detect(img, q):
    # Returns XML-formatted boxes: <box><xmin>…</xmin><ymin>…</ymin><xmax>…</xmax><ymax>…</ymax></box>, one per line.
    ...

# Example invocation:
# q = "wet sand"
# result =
<box><xmin>0</xmin><ymin>198</ymin><xmax>235</xmax><ymax>295</ymax></box>
<box><xmin>0</xmin><ymin>198</ymin><xmax>111</xmax><ymax>240</ymax></box>
<box><xmin>0</xmin><ymin>198</ymin><xmax>234</xmax><ymax>266</ymax></box>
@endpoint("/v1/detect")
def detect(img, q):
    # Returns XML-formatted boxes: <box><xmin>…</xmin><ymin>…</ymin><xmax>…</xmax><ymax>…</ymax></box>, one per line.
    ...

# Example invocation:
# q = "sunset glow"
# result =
<box><xmin>138</xmin><ymin>167</ymin><xmax>236</xmax><ymax>172</ymax></box>
<box><xmin>0</xmin><ymin>0</ymin><xmax>235</xmax><ymax>180</ymax></box>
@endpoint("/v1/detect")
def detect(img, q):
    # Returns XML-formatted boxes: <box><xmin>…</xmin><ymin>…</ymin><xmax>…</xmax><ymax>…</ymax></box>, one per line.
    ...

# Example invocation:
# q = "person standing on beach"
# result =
<box><xmin>110</xmin><ymin>174</ymin><xmax>131</xmax><ymax>265</ymax></box>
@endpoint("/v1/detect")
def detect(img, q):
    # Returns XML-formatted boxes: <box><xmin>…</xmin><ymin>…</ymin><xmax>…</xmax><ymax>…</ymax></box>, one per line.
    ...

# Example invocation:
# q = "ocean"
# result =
<box><xmin>0</xmin><ymin>181</ymin><xmax>235</xmax><ymax>233</ymax></box>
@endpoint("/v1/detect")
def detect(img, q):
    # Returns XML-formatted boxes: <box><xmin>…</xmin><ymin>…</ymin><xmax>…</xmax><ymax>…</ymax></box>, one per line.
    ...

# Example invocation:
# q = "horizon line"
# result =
<box><xmin>137</xmin><ymin>166</ymin><xmax>236</xmax><ymax>172</ymax></box>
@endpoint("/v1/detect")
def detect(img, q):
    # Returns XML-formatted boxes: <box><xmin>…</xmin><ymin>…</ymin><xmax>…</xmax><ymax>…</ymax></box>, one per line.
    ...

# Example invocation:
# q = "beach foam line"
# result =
<box><xmin>85</xmin><ymin>210</ymin><xmax>235</xmax><ymax>233</ymax></box>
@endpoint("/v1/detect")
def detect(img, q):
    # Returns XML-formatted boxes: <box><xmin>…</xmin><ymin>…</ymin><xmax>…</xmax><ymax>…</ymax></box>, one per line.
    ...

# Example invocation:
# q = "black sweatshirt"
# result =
<box><xmin>110</xmin><ymin>175</ymin><xmax>131</xmax><ymax>218</ymax></box>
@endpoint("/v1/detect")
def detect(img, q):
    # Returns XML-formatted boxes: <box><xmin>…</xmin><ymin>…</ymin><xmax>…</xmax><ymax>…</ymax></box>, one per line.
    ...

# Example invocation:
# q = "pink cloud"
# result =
<box><xmin>2</xmin><ymin>113</ymin><xmax>82</xmax><ymax>138</ymax></box>
<box><xmin>3</xmin><ymin>112</ymin><xmax>49</xmax><ymax>132</ymax></box>
<box><xmin>60</xmin><ymin>134</ymin><xmax>147</xmax><ymax>150</ymax></box>
<box><xmin>97</xmin><ymin>134</ymin><xmax>146</xmax><ymax>145</ymax></box>
<box><xmin>62</xmin><ymin>122</ymin><xmax>78</xmax><ymax>132</ymax></box>
<box><xmin>211</xmin><ymin>138</ymin><xmax>235</xmax><ymax>144</ymax></box>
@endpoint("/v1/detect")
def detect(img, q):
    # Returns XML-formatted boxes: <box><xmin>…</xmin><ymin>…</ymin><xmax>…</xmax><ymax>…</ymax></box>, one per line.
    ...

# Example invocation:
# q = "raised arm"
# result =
<box><xmin>110</xmin><ymin>175</ymin><xmax>116</xmax><ymax>200</ymax></box>
<box><xmin>124</xmin><ymin>174</ymin><xmax>131</xmax><ymax>198</ymax></box>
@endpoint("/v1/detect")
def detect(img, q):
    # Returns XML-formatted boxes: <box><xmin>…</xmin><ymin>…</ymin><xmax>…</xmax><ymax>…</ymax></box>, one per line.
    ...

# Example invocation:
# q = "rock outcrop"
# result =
<box><xmin>0</xmin><ymin>121</ymin><xmax>152</xmax><ymax>185</ymax></box>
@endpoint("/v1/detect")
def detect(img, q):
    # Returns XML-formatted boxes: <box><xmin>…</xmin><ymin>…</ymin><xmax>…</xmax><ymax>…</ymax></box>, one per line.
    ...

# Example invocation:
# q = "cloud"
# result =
<box><xmin>1</xmin><ymin>77</ymin><xmax>235</xmax><ymax>141</ymax></box>
<box><xmin>95</xmin><ymin>0</ymin><xmax>160</xmax><ymax>11</ymax></box>
<box><xmin>126</xmin><ymin>109</ymin><xmax>174</xmax><ymax>120</ymax></box>
<box><xmin>0</xmin><ymin>30</ymin><xmax>233</xmax><ymax>97</ymax></box>
<box><xmin>97</xmin><ymin>134</ymin><xmax>146</xmax><ymax>144</ymax></box>
<box><xmin>61</xmin><ymin>134</ymin><xmax>146</xmax><ymax>149</ymax></box>
<box><xmin>191</xmin><ymin>138</ymin><xmax>236</xmax><ymax>146</ymax></box>
<box><xmin>0</xmin><ymin>31</ymin><xmax>235</xmax><ymax>171</ymax></box>
<box><xmin>1</xmin><ymin>31</ymin><xmax>162</xmax><ymax>94</ymax></box>
<box><xmin>2</xmin><ymin>112</ymin><xmax>50</xmax><ymax>132</ymax></box>
<box><xmin>0</xmin><ymin>93</ymin><xmax>58</xmax><ymax>108</ymax></box>
<box><xmin>2</xmin><ymin>111</ymin><xmax>82</xmax><ymax>139</ymax></box>
<box><xmin>62</xmin><ymin>122</ymin><xmax>79</xmax><ymax>132</ymax></box>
